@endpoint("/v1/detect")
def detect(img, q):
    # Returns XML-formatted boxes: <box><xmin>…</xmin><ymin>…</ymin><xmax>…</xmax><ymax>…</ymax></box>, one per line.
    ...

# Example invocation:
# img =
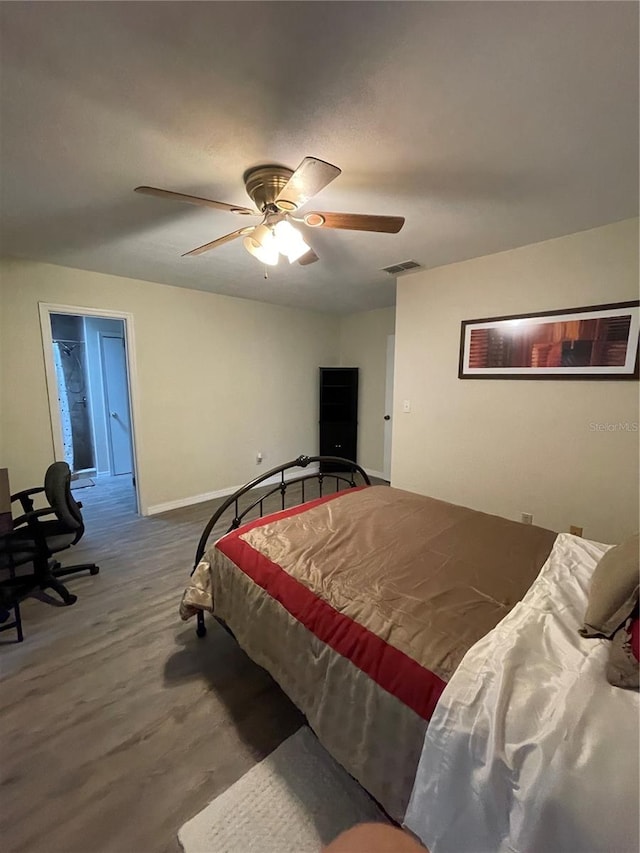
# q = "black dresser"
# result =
<box><xmin>319</xmin><ymin>367</ymin><xmax>359</xmax><ymax>472</ymax></box>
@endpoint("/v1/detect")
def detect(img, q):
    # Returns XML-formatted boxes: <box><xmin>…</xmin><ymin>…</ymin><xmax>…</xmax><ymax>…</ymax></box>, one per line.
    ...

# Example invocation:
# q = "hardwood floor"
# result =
<box><xmin>1</xmin><ymin>472</ymin><xmax>378</xmax><ymax>853</ymax></box>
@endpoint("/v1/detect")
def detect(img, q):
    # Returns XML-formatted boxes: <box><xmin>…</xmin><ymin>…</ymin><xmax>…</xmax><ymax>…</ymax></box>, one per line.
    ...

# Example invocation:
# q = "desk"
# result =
<box><xmin>0</xmin><ymin>468</ymin><xmax>11</xmax><ymax>534</ymax></box>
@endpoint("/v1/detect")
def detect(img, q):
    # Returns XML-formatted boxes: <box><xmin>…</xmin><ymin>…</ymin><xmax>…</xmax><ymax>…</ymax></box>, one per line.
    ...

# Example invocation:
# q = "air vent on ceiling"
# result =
<box><xmin>381</xmin><ymin>260</ymin><xmax>422</xmax><ymax>275</ymax></box>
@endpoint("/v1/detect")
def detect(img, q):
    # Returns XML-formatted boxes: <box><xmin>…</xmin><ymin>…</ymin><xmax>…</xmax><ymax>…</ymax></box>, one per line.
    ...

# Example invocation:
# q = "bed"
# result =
<box><xmin>180</xmin><ymin>455</ymin><xmax>556</xmax><ymax>820</ymax></box>
<box><xmin>405</xmin><ymin>532</ymin><xmax>640</xmax><ymax>852</ymax></box>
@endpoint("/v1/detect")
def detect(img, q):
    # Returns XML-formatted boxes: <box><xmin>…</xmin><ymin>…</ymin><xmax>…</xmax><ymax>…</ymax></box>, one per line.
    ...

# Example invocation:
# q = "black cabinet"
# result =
<box><xmin>319</xmin><ymin>367</ymin><xmax>358</xmax><ymax>472</ymax></box>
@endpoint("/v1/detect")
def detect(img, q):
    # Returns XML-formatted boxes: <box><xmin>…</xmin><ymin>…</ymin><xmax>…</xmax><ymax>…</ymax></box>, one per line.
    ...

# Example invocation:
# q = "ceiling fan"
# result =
<box><xmin>134</xmin><ymin>156</ymin><xmax>405</xmax><ymax>267</ymax></box>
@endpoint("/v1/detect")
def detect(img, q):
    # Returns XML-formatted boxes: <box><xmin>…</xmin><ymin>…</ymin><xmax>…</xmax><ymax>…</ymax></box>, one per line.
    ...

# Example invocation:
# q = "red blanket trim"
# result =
<box><xmin>216</xmin><ymin>488</ymin><xmax>446</xmax><ymax>721</ymax></box>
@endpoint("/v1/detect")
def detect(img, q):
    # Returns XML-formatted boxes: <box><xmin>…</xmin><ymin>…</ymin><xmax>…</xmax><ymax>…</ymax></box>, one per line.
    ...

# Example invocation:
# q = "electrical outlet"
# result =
<box><xmin>521</xmin><ymin>512</ymin><xmax>533</xmax><ymax>525</ymax></box>
<box><xmin>569</xmin><ymin>525</ymin><xmax>583</xmax><ymax>537</ymax></box>
<box><xmin>402</xmin><ymin>399</ymin><xmax>411</xmax><ymax>413</ymax></box>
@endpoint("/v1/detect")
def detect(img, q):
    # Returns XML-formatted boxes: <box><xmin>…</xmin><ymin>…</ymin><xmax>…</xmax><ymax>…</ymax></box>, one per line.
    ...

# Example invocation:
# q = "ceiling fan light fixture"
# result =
<box><xmin>136</xmin><ymin>156</ymin><xmax>404</xmax><ymax>263</ymax></box>
<box><xmin>243</xmin><ymin>223</ymin><xmax>279</xmax><ymax>266</ymax></box>
<box><xmin>273</xmin><ymin>220</ymin><xmax>310</xmax><ymax>263</ymax></box>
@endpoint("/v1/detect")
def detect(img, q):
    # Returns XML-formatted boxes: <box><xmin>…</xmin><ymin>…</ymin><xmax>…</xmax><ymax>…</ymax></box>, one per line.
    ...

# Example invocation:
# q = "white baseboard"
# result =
<box><xmin>365</xmin><ymin>468</ymin><xmax>388</xmax><ymax>481</ymax></box>
<box><xmin>147</xmin><ymin>463</ymin><xmax>321</xmax><ymax>516</ymax></box>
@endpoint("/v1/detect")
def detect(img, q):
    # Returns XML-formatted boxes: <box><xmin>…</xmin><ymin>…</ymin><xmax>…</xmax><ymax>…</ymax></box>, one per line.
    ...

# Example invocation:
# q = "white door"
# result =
<box><xmin>101</xmin><ymin>334</ymin><xmax>133</xmax><ymax>476</ymax></box>
<box><xmin>383</xmin><ymin>334</ymin><xmax>395</xmax><ymax>480</ymax></box>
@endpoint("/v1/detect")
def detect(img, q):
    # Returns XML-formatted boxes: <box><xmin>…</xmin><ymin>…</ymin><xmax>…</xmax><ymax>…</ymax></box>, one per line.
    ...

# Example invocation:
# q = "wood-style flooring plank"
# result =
<box><xmin>1</xmin><ymin>472</ymin><xmax>381</xmax><ymax>852</ymax></box>
<box><xmin>0</xmin><ymin>476</ymin><xmax>309</xmax><ymax>853</ymax></box>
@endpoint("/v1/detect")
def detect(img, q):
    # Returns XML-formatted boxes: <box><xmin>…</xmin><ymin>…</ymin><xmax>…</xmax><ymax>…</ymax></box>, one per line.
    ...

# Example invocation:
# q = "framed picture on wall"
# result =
<box><xmin>458</xmin><ymin>301</ymin><xmax>640</xmax><ymax>379</ymax></box>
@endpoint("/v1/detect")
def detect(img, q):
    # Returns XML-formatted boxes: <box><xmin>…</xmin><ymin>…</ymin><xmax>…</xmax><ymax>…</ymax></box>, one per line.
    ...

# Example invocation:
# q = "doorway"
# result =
<box><xmin>40</xmin><ymin>305</ymin><xmax>141</xmax><ymax>514</ymax></box>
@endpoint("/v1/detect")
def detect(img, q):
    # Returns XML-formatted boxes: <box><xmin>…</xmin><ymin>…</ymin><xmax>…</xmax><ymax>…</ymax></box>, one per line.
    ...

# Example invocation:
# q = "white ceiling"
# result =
<box><xmin>0</xmin><ymin>1</ymin><xmax>637</xmax><ymax>314</ymax></box>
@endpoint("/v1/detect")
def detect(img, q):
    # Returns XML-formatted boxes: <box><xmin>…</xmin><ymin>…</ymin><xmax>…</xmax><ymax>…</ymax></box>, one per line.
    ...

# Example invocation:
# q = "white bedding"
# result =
<box><xmin>405</xmin><ymin>533</ymin><xmax>639</xmax><ymax>853</ymax></box>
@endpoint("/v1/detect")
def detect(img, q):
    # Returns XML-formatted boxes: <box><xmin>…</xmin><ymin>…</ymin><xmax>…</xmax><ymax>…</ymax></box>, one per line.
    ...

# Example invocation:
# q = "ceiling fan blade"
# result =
<box><xmin>135</xmin><ymin>186</ymin><xmax>258</xmax><ymax>216</ymax></box>
<box><xmin>274</xmin><ymin>157</ymin><xmax>341</xmax><ymax>211</ymax></box>
<box><xmin>182</xmin><ymin>226</ymin><xmax>255</xmax><ymax>257</ymax></box>
<box><xmin>303</xmin><ymin>212</ymin><xmax>405</xmax><ymax>233</ymax></box>
<box><xmin>298</xmin><ymin>248</ymin><xmax>319</xmax><ymax>266</ymax></box>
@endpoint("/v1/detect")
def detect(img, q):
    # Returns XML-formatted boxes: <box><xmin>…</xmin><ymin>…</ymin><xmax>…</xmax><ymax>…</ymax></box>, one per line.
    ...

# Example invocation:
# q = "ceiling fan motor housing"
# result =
<box><xmin>243</xmin><ymin>165</ymin><xmax>294</xmax><ymax>212</ymax></box>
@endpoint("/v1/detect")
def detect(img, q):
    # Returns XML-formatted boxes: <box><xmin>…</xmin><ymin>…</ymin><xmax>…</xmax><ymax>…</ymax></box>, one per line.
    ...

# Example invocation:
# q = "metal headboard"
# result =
<box><xmin>194</xmin><ymin>454</ymin><xmax>370</xmax><ymax>567</ymax></box>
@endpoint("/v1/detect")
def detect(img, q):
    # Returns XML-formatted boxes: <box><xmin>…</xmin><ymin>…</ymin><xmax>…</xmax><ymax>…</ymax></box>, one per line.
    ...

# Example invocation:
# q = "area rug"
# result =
<box><xmin>71</xmin><ymin>478</ymin><xmax>95</xmax><ymax>490</ymax></box>
<box><xmin>177</xmin><ymin>726</ymin><xmax>388</xmax><ymax>853</ymax></box>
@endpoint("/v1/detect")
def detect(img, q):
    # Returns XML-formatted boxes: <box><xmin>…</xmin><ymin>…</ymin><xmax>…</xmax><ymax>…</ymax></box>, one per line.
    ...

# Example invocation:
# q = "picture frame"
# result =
<box><xmin>458</xmin><ymin>301</ymin><xmax>640</xmax><ymax>380</ymax></box>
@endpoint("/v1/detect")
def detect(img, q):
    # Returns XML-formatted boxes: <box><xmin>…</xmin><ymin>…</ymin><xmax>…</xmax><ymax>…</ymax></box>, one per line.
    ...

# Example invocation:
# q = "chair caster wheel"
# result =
<box><xmin>196</xmin><ymin>624</ymin><xmax>207</xmax><ymax>638</ymax></box>
<box><xmin>65</xmin><ymin>594</ymin><xmax>78</xmax><ymax>606</ymax></box>
<box><xmin>90</xmin><ymin>567</ymin><xmax>100</xmax><ymax>576</ymax></box>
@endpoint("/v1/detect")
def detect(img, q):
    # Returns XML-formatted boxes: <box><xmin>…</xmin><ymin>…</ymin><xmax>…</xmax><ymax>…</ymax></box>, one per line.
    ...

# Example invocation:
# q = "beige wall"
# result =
<box><xmin>393</xmin><ymin>218</ymin><xmax>639</xmax><ymax>544</ymax></box>
<box><xmin>0</xmin><ymin>258</ymin><xmax>339</xmax><ymax>512</ymax></box>
<box><xmin>0</xmin><ymin>279</ymin><xmax>4</xmax><ymax>463</ymax></box>
<box><xmin>339</xmin><ymin>307</ymin><xmax>396</xmax><ymax>474</ymax></box>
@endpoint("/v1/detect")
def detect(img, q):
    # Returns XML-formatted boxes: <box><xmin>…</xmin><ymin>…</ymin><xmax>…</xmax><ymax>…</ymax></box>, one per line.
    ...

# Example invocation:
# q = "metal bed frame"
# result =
<box><xmin>191</xmin><ymin>454</ymin><xmax>371</xmax><ymax>638</ymax></box>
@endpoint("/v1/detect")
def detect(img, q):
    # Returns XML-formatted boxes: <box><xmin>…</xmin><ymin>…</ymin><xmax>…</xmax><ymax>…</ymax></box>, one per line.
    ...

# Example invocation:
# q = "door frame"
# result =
<box><xmin>38</xmin><ymin>302</ymin><xmax>144</xmax><ymax>514</ymax></box>
<box><xmin>383</xmin><ymin>334</ymin><xmax>395</xmax><ymax>481</ymax></box>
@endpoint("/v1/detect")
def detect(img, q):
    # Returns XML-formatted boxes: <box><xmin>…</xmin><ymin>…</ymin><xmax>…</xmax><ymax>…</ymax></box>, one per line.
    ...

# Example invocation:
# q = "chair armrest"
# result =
<box><xmin>11</xmin><ymin>486</ymin><xmax>45</xmax><ymax>501</ymax></box>
<box><xmin>12</xmin><ymin>507</ymin><xmax>56</xmax><ymax>528</ymax></box>
<box><xmin>11</xmin><ymin>507</ymin><xmax>57</xmax><ymax>553</ymax></box>
<box><xmin>10</xmin><ymin>486</ymin><xmax>45</xmax><ymax>513</ymax></box>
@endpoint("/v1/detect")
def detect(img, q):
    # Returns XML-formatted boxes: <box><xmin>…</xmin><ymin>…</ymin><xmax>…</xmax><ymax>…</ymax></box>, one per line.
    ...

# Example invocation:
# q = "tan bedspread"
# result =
<box><xmin>181</xmin><ymin>486</ymin><xmax>556</xmax><ymax>818</ymax></box>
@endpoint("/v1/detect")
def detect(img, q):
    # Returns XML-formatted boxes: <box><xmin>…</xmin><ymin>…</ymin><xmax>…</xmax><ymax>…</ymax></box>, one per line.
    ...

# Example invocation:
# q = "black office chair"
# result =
<box><xmin>0</xmin><ymin>532</ymin><xmax>39</xmax><ymax>642</ymax></box>
<box><xmin>10</xmin><ymin>462</ymin><xmax>99</xmax><ymax>607</ymax></box>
